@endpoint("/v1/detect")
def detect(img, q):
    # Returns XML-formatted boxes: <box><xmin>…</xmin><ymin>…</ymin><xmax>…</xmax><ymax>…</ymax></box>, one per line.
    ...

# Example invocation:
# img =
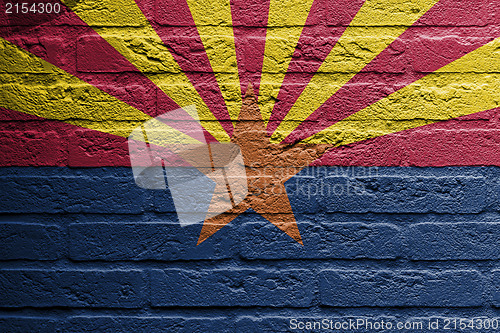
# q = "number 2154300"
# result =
<box><xmin>5</xmin><ymin>2</ymin><xmax>61</xmax><ymax>14</ymax></box>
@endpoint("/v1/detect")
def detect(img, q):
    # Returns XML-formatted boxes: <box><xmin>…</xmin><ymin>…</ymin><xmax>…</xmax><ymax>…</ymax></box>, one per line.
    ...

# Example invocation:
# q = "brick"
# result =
<box><xmin>496</xmin><ymin>178</ymin><xmax>500</xmax><ymax>212</ymax></box>
<box><xmin>410</xmin><ymin>36</ymin><xmax>496</xmax><ymax>73</ymax></box>
<box><xmin>405</xmin><ymin>223</ymin><xmax>500</xmax><ymax>260</ymax></box>
<box><xmin>264</xmin><ymin>36</ymin><xmax>406</xmax><ymax>74</ymax></box>
<box><xmin>230</xmin><ymin>0</ymin><xmax>270</xmax><ymax>27</ymax></box>
<box><xmin>69</xmin><ymin>222</ymin><xmax>236</xmax><ymax>260</ymax></box>
<box><xmin>65</xmin><ymin>316</ymin><xmax>230</xmax><ymax>333</ymax></box>
<box><xmin>261</xmin><ymin>37</ymin><xmax>300</xmax><ymax>73</ymax></box>
<box><xmin>285</xmin><ymin>177</ymin><xmax>320</xmax><ymax>213</ymax></box>
<box><xmin>0</xmin><ymin>78</ymin><xmax>150</xmax><ymax>123</ymax></box>
<box><xmin>77</xmin><ymin>36</ymin><xmax>138</xmax><ymax>73</ymax></box>
<box><xmin>100</xmin><ymin>78</ymin><xmax>158</xmax><ymax>115</ymax></box>
<box><xmin>320</xmin><ymin>270</ymin><xmax>485</xmax><ymax>307</ymax></box>
<box><xmin>0</xmin><ymin>130</ymin><xmax>67</xmax><ymax>166</ymax></box>
<box><xmin>302</xmin><ymin>0</ymin><xmax>330</xmax><ymax>26</ymax></box>
<box><xmin>314</xmin><ymin>132</ymin><xmax>408</xmax><ymax>166</ymax></box>
<box><xmin>329</xmin><ymin>1</ymin><xmax>430</xmax><ymax>26</ymax></box>
<box><xmin>318</xmin><ymin>37</ymin><xmax>406</xmax><ymax>73</ymax></box>
<box><xmin>3</xmin><ymin>35</ymin><xmax>75</xmax><ymax>73</ymax></box>
<box><xmin>159</xmin><ymin>34</ymin><xmax>213</xmax><ymax>73</ymax></box>
<box><xmin>198</xmin><ymin>36</ymin><xmax>239</xmax><ymax>73</ymax></box>
<box><xmin>315</xmin><ymin>114</ymin><xmax>500</xmax><ymax>167</ymax></box>
<box><xmin>0</xmin><ymin>223</ymin><xmax>64</xmax><ymax>260</ymax></box>
<box><xmin>0</xmin><ymin>317</ymin><xmax>61</xmax><ymax>333</ymax></box>
<box><xmin>45</xmin><ymin>3</ymin><xmax>89</xmax><ymax>26</ymax></box>
<box><xmin>434</xmin><ymin>60</ymin><xmax>500</xmax><ymax>77</ymax></box>
<box><xmin>38</xmin><ymin>35</ymin><xmax>77</xmax><ymax>72</ymax></box>
<box><xmin>154</xmin><ymin>0</ymin><xmax>195</xmax><ymax>26</ymax></box>
<box><xmin>178</xmin><ymin>1</ymin><xmax>232</xmax><ymax>26</ymax></box>
<box><xmin>238</xmin><ymin>317</ymin><xmax>304</xmax><ymax>332</ymax></box>
<box><xmin>240</xmin><ymin>222</ymin><xmax>400</xmax><ymax>259</ymax></box>
<box><xmin>415</xmin><ymin>0</ymin><xmax>493</xmax><ymax>26</ymax></box>
<box><xmin>235</xmin><ymin>35</ymin><xmax>267</xmax><ymax>73</ymax></box>
<box><xmin>0</xmin><ymin>270</ymin><xmax>146</xmax><ymax>308</ymax></box>
<box><xmin>0</xmin><ymin>175</ymin><xmax>144</xmax><ymax>214</ymax></box>
<box><xmin>77</xmin><ymin>35</ymin><xmax>180</xmax><ymax>73</ymax></box>
<box><xmin>327</xmin><ymin>0</ymin><xmax>368</xmax><ymax>26</ymax></box>
<box><xmin>408</xmin><ymin>129</ymin><xmax>500</xmax><ymax>167</ymax></box>
<box><xmin>68</xmin><ymin>129</ymin><xmax>131</xmax><ymax>167</ymax></box>
<box><xmin>0</xmin><ymin>107</ymin><xmax>41</xmax><ymax>121</ymax></box>
<box><xmin>492</xmin><ymin>270</ymin><xmax>500</xmax><ymax>307</ymax></box>
<box><xmin>238</xmin><ymin>317</ymin><xmax>301</xmax><ymax>332</ymax></box>
<box><xmin>287</xmin><ymin>36</ymin><xmax>337</xmax><ymax>73</ymax></box>
<box><xmin>145</xmin><ymin>187</ymin><xmax>177</xmax><ymax>213</ymax></box>
<box><xmin>0</xmin><ymin>38</ymin><xmax>53</xmax><ymax>73</ymax></box>
<box><xmin>321</xmin><ymin>176</ymin><xmax>488</xmax><ymax>214</ymax></box>
<box><xmin>151</xmin><ymin>269</ymin><xmax>314</xmax><ymax>307</ymax></box>
<box><xmin>311</xmin><ymin>41</ymin><xmax>406</xmax><ymax>74</ymax></box>
<box><xmin>69</xmin><ymin>0</ymin><xmax>146</xmax><ymax>27</ymax></box>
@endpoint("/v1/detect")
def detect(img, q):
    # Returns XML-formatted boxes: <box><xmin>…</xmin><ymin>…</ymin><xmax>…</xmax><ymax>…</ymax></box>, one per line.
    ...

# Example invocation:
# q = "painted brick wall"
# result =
<box><xmin>1</xmin><ymin>167</ymin><xmax>500</xmax><ymax>332</ymax></box>
<box><xmin>1</xmin><ymin>0</ymin><xmax>500</xmax><ymax>332</ymax></box>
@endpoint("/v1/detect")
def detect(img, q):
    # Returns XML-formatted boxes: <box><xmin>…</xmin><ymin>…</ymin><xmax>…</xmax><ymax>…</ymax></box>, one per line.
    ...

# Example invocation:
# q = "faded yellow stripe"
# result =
<box><xmin>186</xmin><ymin>0</ymin><xmax>242</xmax><ymax>121</ymax></box>
<box><xmin>304</xmin><ymin>38</ymin><xmax>500</xmax><ymax>145</ymax></box>
<box><xmin>61</xmin><ymin>0</ymin><xmax>230</xmax><ymax>142</ymax></box>
<box><xmin>0</xmin><ymin>37</ymin><xmax>201</xmax><ymax>144</ymax></box>
<box><xmin>259</xmin><ymin>0</ymin><xmax>314</xmax><ymax>124</ymax></box>
<box><xmin>271</xmin><ymin>0</ymin><xmax>439</xmax><ymax>142</ymax></box>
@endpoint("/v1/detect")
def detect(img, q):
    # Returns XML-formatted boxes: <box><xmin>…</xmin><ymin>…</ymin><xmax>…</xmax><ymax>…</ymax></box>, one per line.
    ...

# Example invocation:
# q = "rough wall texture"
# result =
<box><xmin>1</xmin><ymin>0</ymin><xmax>500</xmax><ymax>332</ymax></box>
<box><xmin>1</xmin><ymin>167</ymin><xmax>500</xmax><ymax>332</ymax></box>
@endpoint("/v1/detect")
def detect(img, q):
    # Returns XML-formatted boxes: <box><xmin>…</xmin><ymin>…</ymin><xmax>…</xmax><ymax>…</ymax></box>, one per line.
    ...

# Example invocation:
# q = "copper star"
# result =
<box><xmin>197</xmin><ymin>85</ymin><xmax>334</xmax><ymax>245</ymax></box>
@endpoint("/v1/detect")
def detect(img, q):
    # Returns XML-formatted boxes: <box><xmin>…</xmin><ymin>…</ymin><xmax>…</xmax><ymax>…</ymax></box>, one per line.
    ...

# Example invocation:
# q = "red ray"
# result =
<box><xmin>231</xmin><ymin>0</ymin><xmax>270</xmax><ymax>97</ymax></box>
<box><xmin>312</xmin><ymin>108</ymin><xmax>500</xmax><ymax>167</ymax></box>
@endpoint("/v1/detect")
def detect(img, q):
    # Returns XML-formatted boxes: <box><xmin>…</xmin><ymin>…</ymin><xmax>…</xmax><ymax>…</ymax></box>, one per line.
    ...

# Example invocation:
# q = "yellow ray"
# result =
<box><xmin>271</xmin><ymin>0</ymin><xmax>439</xmax><ymax>142</ymax></box>
<box><xmin>258</xmin><ymin>0</ymin><xmax>314</xmax><ymax>124</ymax></box>
<box><xmin>0</xmin><ymin>37</ymin><xmax>201</xmax><ymax>144</ymax></box>
<box><xmin>304</xmin><ymin>38</ymin><xmax>500</xmax><ymax>145</ymax></box>
<box><xmin>61</xmin><ymin>0</ymin><xmax>230</xmax><ymax>142</ymax></box>
<box><xmin>186</xmin><ymin>0</ymin><xmax>242</xmax><ymax>121</ymax></box>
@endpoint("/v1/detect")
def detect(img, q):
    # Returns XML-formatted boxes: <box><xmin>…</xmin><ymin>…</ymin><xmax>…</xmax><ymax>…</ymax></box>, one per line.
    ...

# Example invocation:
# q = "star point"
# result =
<box><xmin>197</xmin><ymin>86</ymin><xmax>334</xmax><ymax>245</ymax></box>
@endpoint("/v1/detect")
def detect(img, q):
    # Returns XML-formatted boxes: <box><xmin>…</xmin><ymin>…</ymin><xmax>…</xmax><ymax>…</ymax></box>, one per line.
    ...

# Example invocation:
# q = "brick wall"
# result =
<box><xmin>1</xmin><ymin>0</ymin><xmax>500</xmax><ymax>332</ymax></box>
<box><xmin>1</xmin><ymin>167</ymin><xmax>499</xmax><ymax>331</ymax></box>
